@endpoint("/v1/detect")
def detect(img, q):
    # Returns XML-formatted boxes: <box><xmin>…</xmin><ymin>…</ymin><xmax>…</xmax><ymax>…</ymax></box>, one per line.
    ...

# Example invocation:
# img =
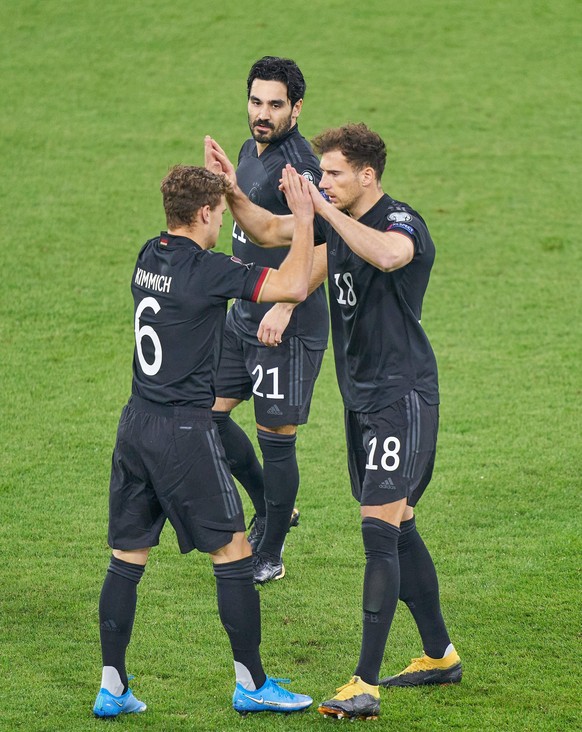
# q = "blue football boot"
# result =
<box><xmin>93</xmin><ymin>687</ymin><xmax>147</xmax><ymax>718</ymax></box>
<box><xmin>233</xmin><ymin>676</ymin><xmax>312</xmax><ymax>715</ymax></box>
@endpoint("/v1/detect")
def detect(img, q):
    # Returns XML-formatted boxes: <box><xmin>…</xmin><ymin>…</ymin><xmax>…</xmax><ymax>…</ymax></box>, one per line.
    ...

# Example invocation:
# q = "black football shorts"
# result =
<box><xmin>214</xmin><ymin>322</ymin><xmax>324</xmax><ymax>428</ymax></box>
<box><xmin>345</xmin><ymin>390</ymin><xmax>438</xmax><ymax>507</ymax></box>
<box><xmin>108</xmin><ymin>396</ymin><xmax>245</xmax><ymax>554</ymax></box>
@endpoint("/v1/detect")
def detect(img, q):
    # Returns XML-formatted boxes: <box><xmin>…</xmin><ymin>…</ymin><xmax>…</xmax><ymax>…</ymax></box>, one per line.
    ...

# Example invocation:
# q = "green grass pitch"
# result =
<box><xmin>0</xmin><ymin>1</ymin><xmax>580</xmax><ymax>730</ymax></box>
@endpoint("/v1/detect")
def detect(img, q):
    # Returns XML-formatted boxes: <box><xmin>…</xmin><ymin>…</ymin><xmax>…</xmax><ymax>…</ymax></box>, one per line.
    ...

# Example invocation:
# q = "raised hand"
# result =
<box><xmin>204</xmin><ymin>136</ymin><xmax>237</xmax><ymax>188</ymax></box>
<box><xmin>280</xmin><ymin>165</ymin><xmax>314</xmax><ymax>221</ymax></box>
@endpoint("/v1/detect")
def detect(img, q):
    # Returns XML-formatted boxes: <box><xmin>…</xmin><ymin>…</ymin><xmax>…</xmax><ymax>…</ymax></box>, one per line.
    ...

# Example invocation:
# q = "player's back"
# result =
<box><xmin>131</xmin><ymin>234</ymin><xmax>266</xmax><ymax>407</ymax></box>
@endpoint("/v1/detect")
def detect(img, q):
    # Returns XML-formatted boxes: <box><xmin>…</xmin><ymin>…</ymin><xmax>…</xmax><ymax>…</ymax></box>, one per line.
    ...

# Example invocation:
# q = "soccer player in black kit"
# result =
<box><xmin>92</xmin><ymin>165</ymin><xmax>315</xmax><ymax>718</ymax></box>
<box><xmin>205</xmin><ymin>124</ymin><xmax>462</xmax><ymax>720</ymax></box>
<box><xmin>212</xmin><ymin>57</ymin><xmax>328</xmax><ymax>585</ymax></box>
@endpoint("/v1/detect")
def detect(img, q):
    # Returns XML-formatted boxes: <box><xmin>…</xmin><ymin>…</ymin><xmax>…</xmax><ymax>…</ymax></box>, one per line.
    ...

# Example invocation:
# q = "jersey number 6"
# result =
<box><xmin>135</xmin><ymin>297</ymin><xmax>162</xmax><ymax>376</ymax></box>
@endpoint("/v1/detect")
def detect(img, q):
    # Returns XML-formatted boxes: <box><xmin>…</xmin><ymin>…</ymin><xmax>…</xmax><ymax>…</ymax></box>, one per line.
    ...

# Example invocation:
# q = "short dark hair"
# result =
<box><xmin>312</xmin><ymin>123</ymin><xmax>387</xmax><ymax>181</ymax></box>
<box><xmin>247</xmin><ymin>56</ymin><xmax>306</xmax><ymax>106</ymax></box>
<box><xmin>160</xmin><ymin>166</ymin><xmax>229</xmax><ymax>228</ymax></box>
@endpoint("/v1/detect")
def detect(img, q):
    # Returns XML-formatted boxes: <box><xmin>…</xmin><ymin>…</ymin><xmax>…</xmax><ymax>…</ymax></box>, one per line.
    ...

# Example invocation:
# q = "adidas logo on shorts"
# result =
<box><xmin>267</xmin><ymin>404</ymin><xmax>284</xmax><ymax>416</ymax></box>
<box><xmin>379</xmin><ymin>478</ymin><xmax>396</xmax><ymax>490</ymax></box>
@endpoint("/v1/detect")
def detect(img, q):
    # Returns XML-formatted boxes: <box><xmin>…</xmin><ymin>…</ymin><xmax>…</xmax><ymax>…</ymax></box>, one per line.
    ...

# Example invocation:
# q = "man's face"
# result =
<box><xmin>207</xmin><ymin>196</ymin><xmax>226</xmax><ymax>249</ymax></box>
<box><xmin>247</xmin><ymin>79</ymin><xmax>302</xmax><ymax>145</ymax></box>
<box><xmin>319</xmin><ymin>150</ymin><xmax>364</xmax><ymax>213</ymax></box>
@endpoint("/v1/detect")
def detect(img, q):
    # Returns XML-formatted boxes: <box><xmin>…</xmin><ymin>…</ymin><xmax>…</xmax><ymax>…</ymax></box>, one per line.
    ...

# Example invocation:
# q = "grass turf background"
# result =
<box><xmin>0</xmin><ymin>1</ymin><xmax>580</xmax><ymax>730</ymax></box>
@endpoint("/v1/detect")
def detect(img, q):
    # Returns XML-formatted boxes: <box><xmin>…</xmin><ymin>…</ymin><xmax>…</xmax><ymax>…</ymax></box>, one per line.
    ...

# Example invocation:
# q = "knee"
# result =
<box><xmin>112</xmin><ymin>548</ymin><xmax>150</xmax><ymax>567</ymax></box>
<box><xmin>210</xmin><ymin>531</ymin><xmax>251</xmax><ymax>564</ymax></box>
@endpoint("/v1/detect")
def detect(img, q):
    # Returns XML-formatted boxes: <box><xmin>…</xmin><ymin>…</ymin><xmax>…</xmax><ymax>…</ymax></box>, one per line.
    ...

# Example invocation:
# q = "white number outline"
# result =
<box><xmin>333</xmin><ymin>271</ymin><xmax>357</xmax><ymax>306</ymax></box>
<box><xmin>135</xmin><ymin>297</ymin><xmax>162</xmax><ymax>376</ymax></box>
<box><xmin>252</xmin><ymin>365</ymin><xmax>285</xmax><ymax>399</ymax></box>
<box><xmin>365</xmin><ymin>436</ymin><xmax>401</xmax><ymax>472</ymax></box>
<box><xmin>232</xmin><ymin>221</ymin><xmax>247</xmax><ymax>244</ymax></box>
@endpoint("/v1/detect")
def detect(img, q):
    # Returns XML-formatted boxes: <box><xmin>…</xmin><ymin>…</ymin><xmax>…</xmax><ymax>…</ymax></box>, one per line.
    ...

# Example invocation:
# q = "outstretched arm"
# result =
<box><xmin>308</xmin><ymin>183</ymin><xmax>414</xmax><ymax>272</ymax></box>
<box><xmin>205</xmin><ymin>136</ymin><xmax>294</xmax><ymax>247</ymax></box>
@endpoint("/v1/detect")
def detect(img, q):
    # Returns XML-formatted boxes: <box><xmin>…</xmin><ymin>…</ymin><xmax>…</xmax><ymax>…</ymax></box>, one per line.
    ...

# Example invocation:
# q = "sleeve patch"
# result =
<box><xmin>230</xmin><ymin>255</ymin><xmax>252</xmax><ymax>270</ymax></box>
<box><xmin>387</xmin><ymin>212</ymin><xmax>412</xmax><ymax>223</ymax></box>
<box><xmin>387</xmin><ymin>222</ymin><xmax>415</xmax><ymax>236</ymax></box>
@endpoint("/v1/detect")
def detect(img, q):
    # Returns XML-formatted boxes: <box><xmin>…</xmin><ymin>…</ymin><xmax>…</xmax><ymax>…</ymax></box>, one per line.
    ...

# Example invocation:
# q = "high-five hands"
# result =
<box><xmin>279</xmin><ymin>165</ymin><xmax>315</xmax><ymax>221</ymax></box>
<box><xmin>204</xmin><ymin>136</ymin><xmax>237</xmax><ymax>189</ymax></box>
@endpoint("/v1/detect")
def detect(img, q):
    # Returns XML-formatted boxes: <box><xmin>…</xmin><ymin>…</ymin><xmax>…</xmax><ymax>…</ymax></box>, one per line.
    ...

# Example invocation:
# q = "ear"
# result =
<box><xmin>360</xmin><ymin>166</ymin><xmax>376</xmax><ymax>188</ymax></box>
<box><xmin>292</xmin><ymin>98</ymin><xmax>303</xmax><ymax>122</ymax></box>
<box><xmin>200</xmin><ymin>204</ymin><xmax>211</xmax><ymax>225</ymax></box>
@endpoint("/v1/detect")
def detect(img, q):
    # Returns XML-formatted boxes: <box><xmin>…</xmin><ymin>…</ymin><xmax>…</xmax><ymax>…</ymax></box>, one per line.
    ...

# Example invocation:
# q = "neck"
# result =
<box><xmin>255</xmin><ymin>122</ymin><xmax>297</xmax><ymax>157</ymax></box>
<box><xmin>167</xmin><ymin>225</ymin><xmax>210</xmax><ymax>249</ymax></box>
<box><xmin>347</xmin><ymin>188</ymin><xmax>384</xmax><ymax>220</ymax></box>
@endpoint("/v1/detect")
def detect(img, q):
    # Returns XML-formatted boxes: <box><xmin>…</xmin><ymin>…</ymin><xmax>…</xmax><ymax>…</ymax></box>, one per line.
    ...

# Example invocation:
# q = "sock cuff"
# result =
<box><xmin>399</xmin><ymin>516</ymin><xmax>417</xmax><ymax>534</ymax></box>
<box><xmin>362</xmin><ymin>516</ymin><xmax>401</xmax><ymax>538</ymax></box>
<box><xmin>362</xmin><ymin>517</ymin><xmax>400</xmax><ymax>560</ymax></box>
<box><xmin>212</xmin><ymin>410</ymin><xmax>231</xmax><ymax>428</ymax></box>
<box><xmin>257</xmin><ymin>429</ymin><xmax>297</xmax><ymax>445</ymax></box>
<box><xmin>213</xmin><ymin>555</ymin><xmax>254</xmax><ymax>581</ymax></box>
<box><xmin>257</xmin><ymin>429</ymin><xmax>297</xmax><ymax>460</ymax></box>
<box><xmin>107</xmin><ymin>555</ymin><xmax>145</xmax><ymax>584</ymax></box>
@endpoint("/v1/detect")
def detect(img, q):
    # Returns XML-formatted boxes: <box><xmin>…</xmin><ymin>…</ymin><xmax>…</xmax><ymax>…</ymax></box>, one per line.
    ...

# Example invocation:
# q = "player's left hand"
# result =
<box><xmin>257</xmin><ymin>303</ymin><xmax>294</xmax><ymax>346</ymax></box>
<box><xmin>280</xmin><ymin>165</ymin><xmax>314</xmax><ymax>221</ymax></box>
<box><xmin>307</xmin><ymin>179</ymin><xmax>331</xmax><ymax>215</ymax></box>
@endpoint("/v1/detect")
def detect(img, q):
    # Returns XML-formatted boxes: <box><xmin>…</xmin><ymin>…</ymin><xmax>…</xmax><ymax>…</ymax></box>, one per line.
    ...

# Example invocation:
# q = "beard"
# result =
<box><xmin>248</xmin><ymin>112</ymin><xmax>293</xmax><ymax>144</ymax></box>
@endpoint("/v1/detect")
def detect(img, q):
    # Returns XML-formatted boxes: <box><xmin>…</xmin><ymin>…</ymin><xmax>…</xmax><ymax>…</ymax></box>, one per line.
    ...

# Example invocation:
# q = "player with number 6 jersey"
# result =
<box><xmin>92</xmin><ymin>165</ymin><xmax>315</xmax><ymax>720</ymax></box>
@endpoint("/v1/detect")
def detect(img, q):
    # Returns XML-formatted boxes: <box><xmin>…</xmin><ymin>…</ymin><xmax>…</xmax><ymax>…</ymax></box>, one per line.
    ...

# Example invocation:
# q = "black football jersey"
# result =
<box><xmin>316</xmin><ymin>195</ymin><xmax>439</xmax><ymax>412</ymax></box>
<box><xmin>228</xmin><ymin>125</ymin><xmax>329</xmax><ymax>350</ymax></box>
<box><xmin>131</xmin><ymin>233</ymin><xmax>268</xmax><ymax>407</ymax></box>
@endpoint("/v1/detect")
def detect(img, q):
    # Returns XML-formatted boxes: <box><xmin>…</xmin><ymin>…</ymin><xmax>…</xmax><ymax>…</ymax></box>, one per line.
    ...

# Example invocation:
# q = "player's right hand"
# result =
<box><xmin>204</xmin><ymin>136</ymin><xmax>237</xmax><ymax>188</ymax></box>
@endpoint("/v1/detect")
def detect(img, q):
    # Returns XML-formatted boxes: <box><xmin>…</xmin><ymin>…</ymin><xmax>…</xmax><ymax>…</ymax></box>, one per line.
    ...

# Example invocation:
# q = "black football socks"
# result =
<box><xmin>99</xmin><ymin>555</ymin><xmax>145</xmax><ymax>693</ymax></box>
<box><xmin>256</xmin><ymin>430</ymin><xmax>299</xmax><ymax>561</ymax></box>
<box><xmin>213</xmin><ymin>556</ymin><xmax>266</xmax><ymax>690</ymax></box>
<box><xmin>398</xmin><ymin>517</ymin><xmax>451</xmax><ymax>658</ymax></box>
<box><xmin>354</xmin><ymin>517</ymin><xmax>401</xmax><ymax>685</ymax></box>
<box><xmin>212</xmin><ymin>411</ymin><xmax>266</xmax><ymax>518</ymax></box>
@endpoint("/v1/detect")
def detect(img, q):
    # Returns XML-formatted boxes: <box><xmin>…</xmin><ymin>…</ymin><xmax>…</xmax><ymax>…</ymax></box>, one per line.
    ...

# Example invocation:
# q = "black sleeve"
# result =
<box><xmin>314</xmin><ymin>213</ymin><xmax>329</xmax><ymax>244</ymax></box>
<box><xmin>201</xmin><ymin>252</ymin><xmax>269</xmax><ymax>302</ymax></box>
